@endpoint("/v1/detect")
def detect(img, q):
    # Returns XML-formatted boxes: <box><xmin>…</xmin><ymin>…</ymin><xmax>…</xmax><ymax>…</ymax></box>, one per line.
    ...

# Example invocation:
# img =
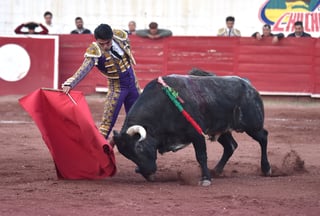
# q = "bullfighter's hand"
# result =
<box><xmin>62</xmin><ymin>86</ymin><xmax>71</xmax><ymax>94</ymax></box>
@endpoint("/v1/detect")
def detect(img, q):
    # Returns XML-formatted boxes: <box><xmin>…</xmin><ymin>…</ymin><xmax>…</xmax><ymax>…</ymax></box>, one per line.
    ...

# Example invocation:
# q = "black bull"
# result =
<box><xmin>113</xmin><ymin>74</ymin><xmax>271</xmax><ymax>186</ymax></box>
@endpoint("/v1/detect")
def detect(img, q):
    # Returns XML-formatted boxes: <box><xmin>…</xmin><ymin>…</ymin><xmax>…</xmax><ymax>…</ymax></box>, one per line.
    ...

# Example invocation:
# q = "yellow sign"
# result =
<box><xmin>259</xmin><ymin>0</ymin><xmax>320</xmax><ymax>33</ymax></box>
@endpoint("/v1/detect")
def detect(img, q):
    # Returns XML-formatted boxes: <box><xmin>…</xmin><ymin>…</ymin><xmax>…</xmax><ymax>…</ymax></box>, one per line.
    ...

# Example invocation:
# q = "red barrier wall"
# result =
<box><xmin>0</xmin><ymin>36</ymin><xmax>58</xmax><ymax>95</ymax></box>
<box><xmin>58</xmin><ymin>35</ymin><xmax>107</xmax><ymax>93</ymax></box>
<box><xmin>58</xmin><ymin>35</ymin><xmax>320</xmax><ymax>97</ymax></box>
<box><xmin>1</xmin><ymin>35</ymin><xmax>319</xmax><ymax>97</ymax></box>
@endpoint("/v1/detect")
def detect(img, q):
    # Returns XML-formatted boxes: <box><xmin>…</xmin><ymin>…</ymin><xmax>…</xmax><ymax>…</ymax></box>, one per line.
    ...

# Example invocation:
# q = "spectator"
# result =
<box><xmin>43</xmin><ymin>11</ymin><xmax>59</xmax><ymax>34</ymax></box>
<box><xmin>62</xmin><ymin>24</ymin><xmax>141</xmax><ymax>139</ymax></box>
<box><xmin>217</xmin><ymin>16</ymin><xmax>241</xmax><ymax>37</ymax></box>
<box><xmin>14</xmin><ymin>22</ymin><xmax>48</xmax><ymax>34</ymax></box>
<box><xmin>136</xmin><ymin>22</ymin><xmax>172</xmax><ymax>39</ymax></box>
<box><xmin>125</xmin><ymin>20</ymin><xmax>136</xmax><ymax>35</ymax></box>
<box><xmin>252</xmin><ymin>24</ymin><xmax>284</xmax><ymax>43</ymax></box>
<box><xmin>287</xmin><ymin>21</ymin><xmax>311</xmax><ymax>37</ymax></box>
<box><xmin>71</xmin><ymin>17</ymin><xmax>91</xmax><ymax>34</ymax></box>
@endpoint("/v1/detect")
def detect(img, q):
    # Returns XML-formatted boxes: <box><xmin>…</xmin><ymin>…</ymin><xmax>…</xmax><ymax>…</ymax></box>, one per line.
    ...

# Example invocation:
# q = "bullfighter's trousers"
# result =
<box><xmin>99</xmin><ymin>67</ymin><xmax>140</xmax><ymax>139</ymax></box>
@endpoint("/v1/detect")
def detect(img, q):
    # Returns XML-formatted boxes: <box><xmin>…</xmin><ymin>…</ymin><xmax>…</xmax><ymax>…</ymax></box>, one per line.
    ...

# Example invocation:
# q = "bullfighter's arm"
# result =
<box><xmin>62</xmin><ymin>57</ymin><xmax>95</xmax><ymax>89</ymax></box>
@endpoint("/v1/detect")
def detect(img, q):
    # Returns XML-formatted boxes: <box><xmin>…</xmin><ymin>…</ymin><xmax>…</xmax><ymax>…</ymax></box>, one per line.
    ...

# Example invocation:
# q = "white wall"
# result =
<box><xmin>0</xmin><ymin>0</ymin><xmax>266</xmax><ymax>36</ymax></box>
<box><xmin>2</xmin><ymin>0</ymin><xmax>319</xmax><ymax>37</ymax></box>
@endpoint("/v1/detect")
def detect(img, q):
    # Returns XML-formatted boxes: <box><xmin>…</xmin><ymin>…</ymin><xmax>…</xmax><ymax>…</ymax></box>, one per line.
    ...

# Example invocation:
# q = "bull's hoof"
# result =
<box><xmin>263</xmin><ymin>167</ymin><xmax>272</xmax><ymax>177</ymax></box>
<box><xmin>211</xmin><ymin>168</ymin><xmax>223</xmax><ymax>177</ymax></box>
<box><xmin>261</xmin><ymin>162</ymin><xmax>272</xmax><ymax>176</ymax></box>
<box><xmin>146</xmin><ymin>174</ymin><xmax>156</xmax><ymax>182</ymax></box>
<box><xmin>261</xmin><ymin>162</ymin><xmax>271</xmax><ymax>176</ymax></box>
<box><xmin>135</xmin><ymin>167</ymin><xmax>140</xmax><ymax>173</ymax></box>
<box><xmin>198</xmin><ymin>179</ymin><xmax>211</xmax><ymax>186</ymax></box>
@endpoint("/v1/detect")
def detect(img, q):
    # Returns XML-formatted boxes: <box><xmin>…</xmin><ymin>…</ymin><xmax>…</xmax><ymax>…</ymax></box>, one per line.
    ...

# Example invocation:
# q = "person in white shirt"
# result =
<box><xmin>43</xmin><ymin>11</ymin><xmax>59</xmax><ymax>34</ymax></box>
<box><xmin>217</xmin><ymin>16</ymin><xmax>241</xmax><ymax>37</ymax></box>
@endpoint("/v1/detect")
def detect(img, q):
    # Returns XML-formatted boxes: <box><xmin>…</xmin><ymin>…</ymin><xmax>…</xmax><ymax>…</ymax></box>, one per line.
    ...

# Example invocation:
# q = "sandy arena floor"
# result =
<box><xmin>0</xmin><ymin>95</ymin><xmax>319</xmax><ymax>216</ymax></box>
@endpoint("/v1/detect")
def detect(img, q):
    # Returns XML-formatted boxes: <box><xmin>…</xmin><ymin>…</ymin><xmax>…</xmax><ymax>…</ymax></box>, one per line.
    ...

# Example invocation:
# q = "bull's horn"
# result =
<box><xmin>126</xmin><ymin>125</ymin><xmax>146</xmax><ymax>141</ymax></box>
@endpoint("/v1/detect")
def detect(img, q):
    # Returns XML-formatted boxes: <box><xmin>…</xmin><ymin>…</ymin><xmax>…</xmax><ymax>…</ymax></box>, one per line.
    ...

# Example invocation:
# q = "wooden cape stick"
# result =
<box><xmin>41</xmin><ymin>88</ymin><xmax>78</xmax><ymax>105</ymax></box>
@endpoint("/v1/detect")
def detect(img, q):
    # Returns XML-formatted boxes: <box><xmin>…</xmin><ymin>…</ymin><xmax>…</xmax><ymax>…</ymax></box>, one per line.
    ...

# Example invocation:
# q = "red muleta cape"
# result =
<box><xmin>19</xmin><ymin>88</ymin><xmax>116</xmax><ymax>179</ymax></box>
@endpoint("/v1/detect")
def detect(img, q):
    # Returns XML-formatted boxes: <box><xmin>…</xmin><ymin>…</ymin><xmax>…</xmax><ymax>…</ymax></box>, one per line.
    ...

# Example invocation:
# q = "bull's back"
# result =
<box><xmin>124</xmin><ymin>79</ymin><xmax>170</xmax><ymax>127</ymax></box>
<box><xmin>126</xmin><ymin>75</ymin><xmax>264</xmax><ymax>132</ymax></box>
<box><xmin>163</xmin><ymin>75</ymin><xmax>265</xmax><ymax>131</ymax></box>
<box><xmin>163</xmin><ymin>75</ymin><xmax>260</xmax><ymax>106</ymax></box>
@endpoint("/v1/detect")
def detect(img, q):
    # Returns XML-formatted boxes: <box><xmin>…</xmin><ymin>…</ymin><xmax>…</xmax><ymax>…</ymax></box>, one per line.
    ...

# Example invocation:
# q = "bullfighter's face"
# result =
<box><xmin>96</xmin><ymin>38</ymin><xmax>112</xmax><ymax>52</ymax></box>
<box><xmin>113</xmin><ymin>131</ymin><xmax>157</xmax><ymax>181</ymax></box>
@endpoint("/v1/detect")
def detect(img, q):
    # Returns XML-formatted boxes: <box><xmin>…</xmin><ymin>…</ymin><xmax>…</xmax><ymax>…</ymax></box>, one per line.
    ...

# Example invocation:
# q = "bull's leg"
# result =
<box><xmin>213</xmin><ymin>132</ymin><xmax>238</xmax><ymax>175</ymax></box>
<box><xmin>246</xmin><ymin>128</ymin><xmax>271</xmax><ymax>176</ymax></box>
<box><xmin>192</xmin><ymin>135</ymin><xmax>211</xmax><ymax>186</ymax></box>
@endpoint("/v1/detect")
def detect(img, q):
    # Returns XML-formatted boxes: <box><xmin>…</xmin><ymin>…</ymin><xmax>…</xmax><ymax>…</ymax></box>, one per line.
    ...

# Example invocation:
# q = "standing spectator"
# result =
<box><xmin>287</xmin><ymin>21</ymin><xmax>311</xmax><ymax>37</ymax></box>
<box><xmin>125</xmin><ymin>20</ymin><xmax>136</xmax><ymax>35</ymax></box>
<box><xmin>136</xmin><ymin>22</ymin><xmax>172</xmax><ymax>39</ymax></box>
<box><xmin>217</xmin><ymin>16</ymin><xmax>241</xmax><ymax>37</ymax></box>
<box><xmin>71</xmin><ymin>17</ymin><xmax>91</xmax><ymax>34</ymax></box>
<box><xmin>43</xmin><ymin>11</ymin><xmax>59</xmax><ymax>34</ymax></box>
<box><xmin>252</xmin><ymin>24</ymin><xmax>284</xmax><ymax>43</ymax></box>
<box><xmin>14</xmin><ymin>22</ymin><xmax>48</xmax><ymax>34</ymax></box>
<box><xmin>62</xmin><ymin>24</ymin><xmax>141</xmax><ymax>139</ymax></box>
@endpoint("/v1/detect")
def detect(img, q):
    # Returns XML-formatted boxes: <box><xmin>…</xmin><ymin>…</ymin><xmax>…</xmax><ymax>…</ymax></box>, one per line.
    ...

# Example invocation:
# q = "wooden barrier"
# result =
<box><xmin>1</xmin><ymin>35</ymin><xmax>319</xmax><ymax>97</ymax></box>
<box><xmin>0</xmin><ymin>36</ymin><xmax>58</xmax><ymax>96</ymax></box>
<box><xmin>58</xmin><ymin>35</ymin><xmax>320</xmax><ymax>97</ymax></box>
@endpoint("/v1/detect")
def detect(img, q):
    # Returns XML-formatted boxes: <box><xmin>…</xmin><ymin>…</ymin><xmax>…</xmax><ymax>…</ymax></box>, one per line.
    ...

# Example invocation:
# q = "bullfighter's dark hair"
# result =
<box><xmin>226</xmin><ymin>16</ymin><xmax>235</xmax><ymax>22</ymax></box>
<box><xmin>94</xmin><ymin>24</ymin><xmax>113</xmax><ymax>40</ymax></box>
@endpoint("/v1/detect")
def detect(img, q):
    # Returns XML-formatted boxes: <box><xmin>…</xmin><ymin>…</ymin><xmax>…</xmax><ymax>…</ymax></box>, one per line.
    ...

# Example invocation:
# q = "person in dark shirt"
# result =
<box><xmin>14</xmin><ymin>22</ymin><xmax>48</xmax><ymax>34</ymax></box>
<box><xmin>136</xmin><ymin>22</ymin><xmax>172</xmax><ymax>39</ymax></box>
<box><xmin>252</xmin><ymin>24</ymin><xmax>284</xmax><ymax>43</ymax></box>
<box><xmin>287</xmin><ymin>21</ymin><xmax>311</xmax><ymax>37</ymax></box>
<box><xmin>70</xmin><ymin>17</ymin><xmax>91</xmax><ymax>34</ymax></box>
